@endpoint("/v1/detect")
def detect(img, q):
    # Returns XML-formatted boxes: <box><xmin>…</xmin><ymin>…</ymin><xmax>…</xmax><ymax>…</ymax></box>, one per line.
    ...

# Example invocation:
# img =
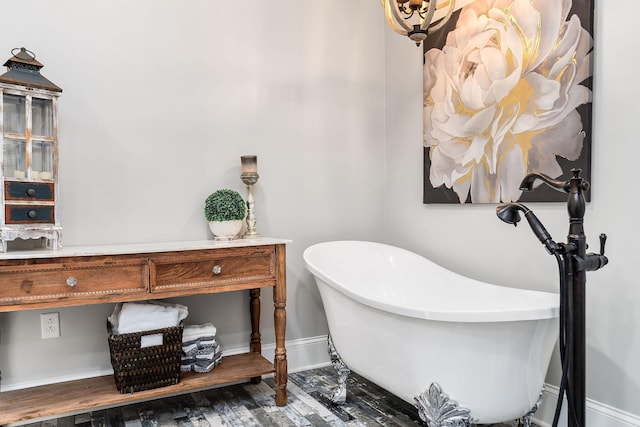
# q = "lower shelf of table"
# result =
<box><xmin>0</xmin><ymin>352</ymin><xmax>274</xmax><ymax>425</ymax></box>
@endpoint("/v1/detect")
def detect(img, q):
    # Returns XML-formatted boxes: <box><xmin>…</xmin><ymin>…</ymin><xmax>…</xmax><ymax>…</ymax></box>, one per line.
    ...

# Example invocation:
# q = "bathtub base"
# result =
<box><xmin>328</xmin><ymin>335</ymin><xmax>351</xmax><ymax>404</ymax></box>
<box><xmin>518</xmin><ymin>389</ymin><xmax>543</xmax><ymax>427</ymax></box>
<box><xmin>414</xmin><ymin>384</ymin><xmax>543</xmax><ymax>427</ymax></box>
<box><xmin>326</xmin><ymin>335</ymin><xmax>543</xmax><ymax>426</ymax></box>
<box><xmin>415</xmin><ymin>383</ymin><xmax>475</xmax><ymax>426</ymax></box>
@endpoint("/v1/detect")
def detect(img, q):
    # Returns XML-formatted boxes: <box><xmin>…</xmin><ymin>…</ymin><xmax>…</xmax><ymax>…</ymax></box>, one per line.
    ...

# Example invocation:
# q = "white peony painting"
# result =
<box><xmin>423</xmin><ymin>0</ymin><xmax>593</xmax><ymax>203</ymax></box>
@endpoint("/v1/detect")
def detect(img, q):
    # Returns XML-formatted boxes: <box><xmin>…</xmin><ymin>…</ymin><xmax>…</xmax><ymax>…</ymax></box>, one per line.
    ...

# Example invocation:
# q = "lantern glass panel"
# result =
<box><xmin>32</xmin><ymin>98</ymin><xmax>53</xmax><ymax>137</ymax></box>
<box><xmin>32</xmin><ymin>140</ymin><xmax>53</xmax><ymax>180</ymax></box>
<box><xmin>3</xmin><ymin>94</ymin><xmax>26</xmax><ymax>134</ymax></box>
<box><xmin>3</xmin><ymin>138</ymin><xmax>26</xmax><ymax>179</ymax></box>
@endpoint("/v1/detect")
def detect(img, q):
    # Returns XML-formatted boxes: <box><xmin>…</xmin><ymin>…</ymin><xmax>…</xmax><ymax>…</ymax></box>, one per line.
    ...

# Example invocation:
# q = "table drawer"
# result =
<box><xmin>151</xmin><ymin>247</ymin><xmax>275</xmax><ymax>293</ymax></box>
<box><xmin>0</xmin><ymin>259</ymin><xmax>149</xmax><ymax>307</ymax></box>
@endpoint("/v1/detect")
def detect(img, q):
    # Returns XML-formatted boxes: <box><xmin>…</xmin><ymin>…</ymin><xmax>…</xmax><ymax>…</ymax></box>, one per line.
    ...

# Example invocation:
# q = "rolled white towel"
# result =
<box><xmin>109</xmin><ymin>301</ymin><xmax>188</xmax><ymax>334</ymax></box>
<box><xmin>182</xmin><ymin>323</ymin><xmax>217</xmax><ymax>343</ymax></box>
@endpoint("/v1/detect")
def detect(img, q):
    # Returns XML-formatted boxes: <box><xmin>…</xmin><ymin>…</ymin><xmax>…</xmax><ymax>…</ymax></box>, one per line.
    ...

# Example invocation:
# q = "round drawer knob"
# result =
<box><xmin>66</xmin><ymin>277</ymin><xmax>78</xmax><ymax>287</ymax></box>
<box><xmin>27</xmin><ymin>210</ymin><xmax>37</xmax><ymax>218</ymax></box>
<box><xmin>26</xmin><ymin>188</ymin><xmax>36</xmax><ymax>197</ymax></box>
<box><xmin>212</xmin><ymin>265</ymin><xmax>222</xmax><ymax>275</ymax></box>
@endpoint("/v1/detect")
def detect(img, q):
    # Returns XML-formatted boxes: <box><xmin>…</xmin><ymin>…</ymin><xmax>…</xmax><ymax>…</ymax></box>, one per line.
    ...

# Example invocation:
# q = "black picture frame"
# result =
<box><xmin>423</xmin><ymin>0</ymin><xmax>593</xmax><ymax>204</ymax></box>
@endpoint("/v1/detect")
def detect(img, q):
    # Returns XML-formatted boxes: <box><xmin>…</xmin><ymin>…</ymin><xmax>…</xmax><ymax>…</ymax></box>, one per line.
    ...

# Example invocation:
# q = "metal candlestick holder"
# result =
<box><xmin>241</xmin><ymin>172</ymin><xmax>260</xmax><ymax>239</ymax></box>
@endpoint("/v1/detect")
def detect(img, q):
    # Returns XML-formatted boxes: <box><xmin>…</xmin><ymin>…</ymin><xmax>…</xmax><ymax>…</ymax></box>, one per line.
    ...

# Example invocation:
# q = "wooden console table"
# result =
<box><xmin>0</xmin><ymin>238</ymin><xmax>289</xmax><ymax>425</ymax></box>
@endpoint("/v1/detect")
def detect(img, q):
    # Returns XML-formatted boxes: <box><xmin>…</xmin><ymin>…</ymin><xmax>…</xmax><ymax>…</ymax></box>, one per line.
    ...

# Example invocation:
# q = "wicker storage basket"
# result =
<box><xmin>107</xmin><ymin>323</ymin><xmax>183</xmax><ymax>393</ymax></box>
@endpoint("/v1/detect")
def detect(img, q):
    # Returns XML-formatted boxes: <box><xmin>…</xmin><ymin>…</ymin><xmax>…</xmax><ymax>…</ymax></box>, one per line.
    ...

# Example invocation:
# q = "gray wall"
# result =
<box><xmin>384</xmin><ymin>0</ymin><xmax>640</xmax><ymax>420</ymax></box>
<box><xmin>1</xmin><ymin>0</ymin><xmax>639</xmax><ymax>423</ymax></box>
<box><xmin>0</xmin><ymin>0</ymin><xmax>386</xmax><ymax>388</ymax></box>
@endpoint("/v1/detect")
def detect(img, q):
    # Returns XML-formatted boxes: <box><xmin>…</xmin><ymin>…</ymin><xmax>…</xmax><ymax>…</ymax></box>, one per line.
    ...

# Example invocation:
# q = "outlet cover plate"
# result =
<box><xmin>41</xmin><ymin>312</ymin><xmax>60</xmax><ymax>339</ymax></box>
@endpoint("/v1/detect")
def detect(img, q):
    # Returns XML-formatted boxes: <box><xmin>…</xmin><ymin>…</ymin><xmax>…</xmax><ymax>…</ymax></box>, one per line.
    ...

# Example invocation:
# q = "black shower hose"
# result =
<box><xmin>552</xmin><ymin>252</ymin><xmax>579</xmax><ymax>427</ymax></box>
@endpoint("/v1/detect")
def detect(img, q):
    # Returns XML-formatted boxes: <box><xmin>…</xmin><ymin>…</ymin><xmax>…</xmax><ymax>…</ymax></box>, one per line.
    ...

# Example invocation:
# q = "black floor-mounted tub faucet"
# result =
<box><xmin>497</xmin><ymin>168</ymin><xmax>607</xmax><ymax>427</ymax></box>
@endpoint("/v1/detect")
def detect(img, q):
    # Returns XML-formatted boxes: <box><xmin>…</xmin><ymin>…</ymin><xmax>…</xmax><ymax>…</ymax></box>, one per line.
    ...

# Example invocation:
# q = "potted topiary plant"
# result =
<box><xmin>204</xmin><ymin>189</ymin><xmax>247</xmax><ymax>240</ymax></box>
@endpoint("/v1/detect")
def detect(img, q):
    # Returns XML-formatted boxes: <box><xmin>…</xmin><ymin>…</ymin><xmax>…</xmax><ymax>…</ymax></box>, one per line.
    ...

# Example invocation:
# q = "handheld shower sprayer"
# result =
<box><xmin>496</xmin><ymin>168</ymin><xmax>608</xmax><ymax>427</ymax></box>
<box><xmin>496</xmin><ymin>203</ymin><xmax>559</xmax><ymax>254</ymax></box>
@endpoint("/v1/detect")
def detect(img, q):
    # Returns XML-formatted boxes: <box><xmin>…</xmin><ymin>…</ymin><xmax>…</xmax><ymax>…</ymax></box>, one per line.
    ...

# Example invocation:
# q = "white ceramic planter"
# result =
<box><xmin>208</xmin><ymin>220</ymin><xmax>243</xmax><ymax>240</ymax></box>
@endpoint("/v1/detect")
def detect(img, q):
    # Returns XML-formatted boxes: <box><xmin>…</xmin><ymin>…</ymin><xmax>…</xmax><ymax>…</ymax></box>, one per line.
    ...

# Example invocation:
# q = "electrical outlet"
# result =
<box><xmin>41</xmin><ymin>312</ymin><xmax>60</xmax><ymax>339</ymax></box>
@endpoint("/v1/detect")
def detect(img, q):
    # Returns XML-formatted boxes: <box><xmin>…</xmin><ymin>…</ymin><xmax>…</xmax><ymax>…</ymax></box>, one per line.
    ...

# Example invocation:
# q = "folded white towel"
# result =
<box><xmin>109</xmin><ymin>301</ymin><xmax>188</xmax><ymax>334</ymax></box>
<box><xmin>182</xmin><ymin>323</ymin><xmax>217</xmax><ymax>343</ymax></box>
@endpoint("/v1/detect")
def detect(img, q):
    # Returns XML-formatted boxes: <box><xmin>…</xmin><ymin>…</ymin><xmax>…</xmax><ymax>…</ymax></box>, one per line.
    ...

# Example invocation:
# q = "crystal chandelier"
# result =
<box><xmin>381</xmin><ymin>0</ymin><xmax>456</xmax><ymax>46</ymax></box>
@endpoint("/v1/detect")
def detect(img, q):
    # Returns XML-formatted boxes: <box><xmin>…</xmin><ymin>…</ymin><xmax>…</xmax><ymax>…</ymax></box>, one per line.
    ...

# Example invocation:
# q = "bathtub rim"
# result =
<box><xmin>303</xmin><ymin>240</ymin><xmax>560</xmax><ymax>323</ymax></box>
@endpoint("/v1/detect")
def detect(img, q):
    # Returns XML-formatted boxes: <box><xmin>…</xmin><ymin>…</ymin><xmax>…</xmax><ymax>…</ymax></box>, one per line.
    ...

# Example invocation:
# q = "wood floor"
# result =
<box><xmin>21</xmin><ymin>367</ymin><xmax>532</xmax><ymax>426</ymax></box>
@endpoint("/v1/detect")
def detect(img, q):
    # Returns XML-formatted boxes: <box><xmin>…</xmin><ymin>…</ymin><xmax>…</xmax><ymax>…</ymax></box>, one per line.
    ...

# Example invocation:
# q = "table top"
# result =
<box><xmin>0</xmin><ymin>237</ymin><xmax>291</xmax><ymax>260</ymax></box>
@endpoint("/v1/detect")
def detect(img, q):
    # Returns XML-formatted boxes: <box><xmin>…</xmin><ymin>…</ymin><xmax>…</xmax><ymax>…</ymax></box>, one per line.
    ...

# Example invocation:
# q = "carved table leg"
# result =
<box><xmin>249</xmin><ymin>288</ymin><xmax>261</xmax><ymax>384</ymax></box>
<box><xmin>274</xmin><ymin>244</ymin><xmax>288</xmax><ymax>406</ymax></box>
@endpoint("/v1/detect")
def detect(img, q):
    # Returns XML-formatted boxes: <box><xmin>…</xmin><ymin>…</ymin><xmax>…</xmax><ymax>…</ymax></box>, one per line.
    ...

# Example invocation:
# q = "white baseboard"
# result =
<box><xmin>255</xmin><ymin>334</ymin><xmax>332</xmax><ymax>373</ymax></box>
<box><xmin>533</xmin><ymin>383</ymin><xmax>640</xmax><ymax>427</ymax></box>
<box><xmin>1</xmin><ymin>334</ymin><xmax>331</xmax><ymax>392</ymax></box>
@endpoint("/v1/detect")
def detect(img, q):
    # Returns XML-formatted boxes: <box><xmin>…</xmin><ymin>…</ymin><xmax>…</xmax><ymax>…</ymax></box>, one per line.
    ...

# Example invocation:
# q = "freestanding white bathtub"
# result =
<box><xmin>303</xmin><ymin>241</ymin><xmax>559</xmax><ymax>425</ymax></box>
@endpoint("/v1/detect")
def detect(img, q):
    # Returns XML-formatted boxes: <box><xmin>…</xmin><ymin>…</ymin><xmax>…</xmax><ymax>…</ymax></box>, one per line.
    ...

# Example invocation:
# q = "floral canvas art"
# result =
<box><xmin>423</xmin><ymin>0</ymin><xmax>593</xmax><ymax>203</ymax></box>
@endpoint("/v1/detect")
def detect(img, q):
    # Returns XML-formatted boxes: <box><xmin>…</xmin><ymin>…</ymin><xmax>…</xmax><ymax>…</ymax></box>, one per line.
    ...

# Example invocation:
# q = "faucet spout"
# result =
<box><xmin>520</xmin><ymin>172</ymin><xmax>571</xmax><ymax>193</ymax></box>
